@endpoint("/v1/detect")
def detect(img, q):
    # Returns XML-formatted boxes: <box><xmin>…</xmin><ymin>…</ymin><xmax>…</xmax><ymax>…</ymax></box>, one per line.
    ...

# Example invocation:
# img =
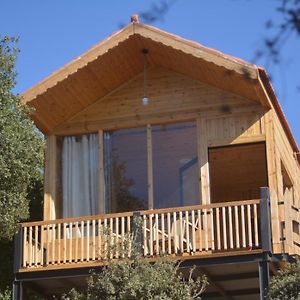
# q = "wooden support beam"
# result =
<box><xmin>197</xmin><ymin>117</ymin><xmax>210</xmax><ymax>204</ymax></box>
<box><xmin>98</xmin><ymin>130</ymin><xmax>105</xmax><ymax>213</ymax></box>
<box><xmin>260</xmin><ymin>188</ymin><xmax>272</xmax><ymax>253</ymax></box>
<box><xmin>259</xmin><ymin>260</ymin><xmax>270</xmax><ymax>300</ymax></box>
<box><xmin>44</xmin><ymin>135</ymin><xmax>57</xmax><ymax>220</ymax></box>
<box><xmin>147</xmin><ymin>124</ymin><xmax>154</xmax><ymax>209</ymax></box>
<box><xmin>264</xmin><ymin>110</ymin><xmax>281</xmax><ymax>253</ymax></box>
<box><xmin>208</xmin><ymin>134</ymin><xmax>266</xmax><ymax>148</ymax></box>
<box><xmin>284</xmin><ymin>187</ymin><xmax>293</xmax><ymax>254</ymax></box>
<box><xmin>211</xmin><ymin>271</ymin><xmax>258</xmax><ymax>282</ymax></box>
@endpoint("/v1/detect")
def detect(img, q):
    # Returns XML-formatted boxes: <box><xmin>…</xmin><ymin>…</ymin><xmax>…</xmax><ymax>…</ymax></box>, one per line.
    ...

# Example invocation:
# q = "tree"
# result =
<box><xmin>0</xmin><ymin>35</ymin><xmax>43</xmax><ymax>240</ymax></box>
<box><xmin>254</xmin><ymin>0</ymin><xmax>300</xmax><ymax>69</ymax></box>
<box><xmin>268</xmin><ymin>261</ymin><xmax>300</xmax><ymax>300</ymax></box>
<box><xmin>0</xmin><ymin>35</ymin><xmax>44</xmax><ymax>294</ymax></box>
<box><xmin>61</xmin><ymin>218</ymin><xmax>208</xmax><ymax>300</ymax></box>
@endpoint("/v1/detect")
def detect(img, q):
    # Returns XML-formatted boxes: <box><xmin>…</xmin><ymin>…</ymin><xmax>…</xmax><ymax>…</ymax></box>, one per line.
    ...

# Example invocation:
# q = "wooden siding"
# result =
<box><xmin>23</xmin><ymin>23</ymin><xmax>266</xmax><ymax>134</ymax></box>
<box><xmin>53</xmin><ymin>67</ymin><xmax>261</xmax><ymax>135</ymax></box>
<box><xmin>43</xmin><ymin>136</ymin><xmax>58</xmax><ymax>220</ymax></box>
<box><xmin>272</xmin><ymin>110</ymin><xmax>300</xmax><ymax>255</ymax></box>
<box><xmin>206</xmin><ymin>110</ymin><xmax>266</xmax><ymax>146</ymax></box>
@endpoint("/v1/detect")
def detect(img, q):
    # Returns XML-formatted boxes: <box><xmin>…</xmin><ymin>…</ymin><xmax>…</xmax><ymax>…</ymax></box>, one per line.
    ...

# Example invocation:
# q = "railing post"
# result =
<box><xmin>133</xmin><ymin>212</ymin><xmax>143</xmax><ymax>255</ymax></box>
<box><xmin>260</xmin><ymin>187</ymin><xmax>272</xmax><ymax>253</ymax></box>
<box><xmin>259</xmin><ymin>259</ymin><xmax>270</xmax><ymax>300</ymax></box>
<box><xmin>13</xmin><ymin>225</ymin><xmax>23</xmax><ymax>273</ymax></box>
<box><xmin>12</xmin><ymin>280</ymin><xmax>22</xmax><ymax>300</ymax></box>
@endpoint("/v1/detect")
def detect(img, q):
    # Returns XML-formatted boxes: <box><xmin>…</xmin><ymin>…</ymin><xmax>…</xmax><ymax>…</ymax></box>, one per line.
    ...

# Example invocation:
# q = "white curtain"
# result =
<box><xmin>62</xmin><ymin>134</ymin><xmax>99</xmax><ymax>218</ymax></box>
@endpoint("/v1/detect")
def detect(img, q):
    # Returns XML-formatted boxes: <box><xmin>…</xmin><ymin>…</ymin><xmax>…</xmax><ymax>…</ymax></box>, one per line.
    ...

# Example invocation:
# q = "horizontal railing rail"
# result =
<box><xmin>18</xmin><ymin>199</ymin><xmax>264</xmax><ymax>270</ymax></box>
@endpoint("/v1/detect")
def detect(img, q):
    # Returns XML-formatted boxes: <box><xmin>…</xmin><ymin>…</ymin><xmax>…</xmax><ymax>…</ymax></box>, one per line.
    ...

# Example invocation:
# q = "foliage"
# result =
<box><xmin>111</xmin><ymin>154</ymin><xmax>146</xmax><ymax>212</ymax></box>
<box><xmin>254</xmin><ymin>0</ymin><xmax>300</xmax><ymax>70</ymax></box>
<box><xmin>0</xmin><ymin>35</ymin><xmax>44</xmax><ymax>241</ymax></box>
<box><xmin>268</xmin><ymin>261</ymin><xmax>300</xmax><ymax>300</ymax></box>
<box><xmin>0</xmin><ymin>288</ymin><xmax>11</xmax><ymax>300</ymax></box>
<box><xmin>62</xmin><ymin>218</ymin><xmax>208</xmax><ymax>300</ymax></box>
<box><xmin>0</xmin><ymin>35</ymin><xmax>44</xmax><ymax>297</ymax></box>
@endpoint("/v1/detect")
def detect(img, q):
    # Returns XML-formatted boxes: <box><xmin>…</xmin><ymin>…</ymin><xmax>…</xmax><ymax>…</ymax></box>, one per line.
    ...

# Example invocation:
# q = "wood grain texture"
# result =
<box><xmin>53</xmin><ymin>67</ymin><xmax>255</xmax><ymax>135</ymax></box>
<box><xmin>44</xmin><ymin>136</ymin><xmax>57</xmax><ymax>220</ymax></box>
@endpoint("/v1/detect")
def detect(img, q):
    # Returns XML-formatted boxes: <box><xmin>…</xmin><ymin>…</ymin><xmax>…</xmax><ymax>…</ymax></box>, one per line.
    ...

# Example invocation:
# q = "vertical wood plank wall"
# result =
<box><xmin>272</xmin><ymin>110</ymin><xmax>300</xmax><ymax>255</ymax></box>
<box><xmin>42</xmin><ymin>67</ymin><xmax>300</xmax><ymax>257</ymax></box>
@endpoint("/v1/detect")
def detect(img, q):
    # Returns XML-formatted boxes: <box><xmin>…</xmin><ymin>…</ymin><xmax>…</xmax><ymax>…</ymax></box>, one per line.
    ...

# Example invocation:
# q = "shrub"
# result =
<box><xmin>268</xmin><ymin>261</ymin><xmax>300</xmax><ymax>300</ymax></box>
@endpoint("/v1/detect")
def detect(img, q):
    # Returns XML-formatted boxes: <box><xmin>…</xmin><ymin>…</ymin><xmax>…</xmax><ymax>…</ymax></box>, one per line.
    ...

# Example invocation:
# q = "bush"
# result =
<box><xmin>62</xmin><ymin>218</ymin><xmax>208</xmax><ymax>300</ymax></box>
<box><xmin>0</xmin><ymin>288</ymin><xmax>11</xmax><ymax>300</ymax></box>
<box><xmin>268</xmin><ymin>261</ymin><xmax>300</xmax><ymax>300</ymax></box>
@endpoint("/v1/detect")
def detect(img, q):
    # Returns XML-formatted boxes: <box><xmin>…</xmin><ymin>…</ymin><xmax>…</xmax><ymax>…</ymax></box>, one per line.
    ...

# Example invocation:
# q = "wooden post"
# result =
<box><xmin>284</xmin><ymin>187</ymin><xmax>293</xmax><ymax>254</ymax></box>
<box><xmin>13</xmin><ymin>225</ymin><xmax>23</xmax><ymax>273</ymax></box>
<box><xmin>264</xmin><ymin>110</ymin><xmax>281</xmax><ymax>252</ymax></box>
<box><xmin>260</xmin><ymin>187</ymin><xmax>272</xmax><ymax>253</ymax></box>
<box><xmin>147</xmin><ymin>124</ymin><xmax>154</xmax><ymax>209</ymax></box>
<box><xmin>12</xmin><ymin>280</ymin><xmax>22</xmax><ymax>300</ymax></box>
<box><xmin>44</xmin><ymin>135</ymin><xmax>57</xmax><ymax>220</ymax></box>
<box><xmin>197</xmin><ymin>117</ymin><xmax>210</xmax><ymax>204</ymax></box>
<box><xmin>98</xmin><ymin>130</ymin><xmax>105</xmax><ymax>213</ymax></box>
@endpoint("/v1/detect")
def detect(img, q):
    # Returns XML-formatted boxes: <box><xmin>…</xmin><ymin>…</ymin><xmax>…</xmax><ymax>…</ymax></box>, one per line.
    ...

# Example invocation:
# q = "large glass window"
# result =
<box><xmin>152</xmin><ymin>122</ymin><xmax>199</xmax><ymax>209</ymax></box>
<box><xmin>104</xmin><ymin>127</ymin><xmax>147</xmax><ymax>213</ymax></box>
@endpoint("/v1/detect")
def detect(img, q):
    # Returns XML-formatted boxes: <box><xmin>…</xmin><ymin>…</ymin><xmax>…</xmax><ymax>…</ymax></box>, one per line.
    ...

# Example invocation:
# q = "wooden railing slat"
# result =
<box><xmin>198</xmin><ymin>209</ymin><xmax>202</xmax><ymax>252</ymax></box>
<box><xmin>229</xmin><ymin>206</ymin><xmax>233</xmax><ymax>249</ymax></box>
<box><xmin>222</xmin><ymin>207</ymin><xmax>227</xmax><ymax>250</ymax></box>
<box><xmin>234</xmin><ymin>206</ymin><xmax>240</xmax><ymax>249</ymax></box>
<box><xmin>247</xmin><ymin>205</ymin><xmax>252</xmax><ymax>247</ymax></box>
<box><xmin>167</xmin><ymin>213</ymin><xmax>171</xmax><ymax>254</ymax></box>
<box><xmin>241</xmin><ymin>205</ymin><xmax>246</xmax><ymax>248</ymax></box>
<box><xmin>216</xmin><ymin>207</ymin><xmax>221</xmax><ymax>250</ymax></box>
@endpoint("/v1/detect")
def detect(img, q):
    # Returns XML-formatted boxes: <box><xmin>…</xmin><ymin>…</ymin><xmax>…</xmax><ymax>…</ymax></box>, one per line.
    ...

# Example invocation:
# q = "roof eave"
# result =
<box><xmin>258</xmin><ymin>67</ymin><xmax>300</xmax><ymax>164</ymax></box>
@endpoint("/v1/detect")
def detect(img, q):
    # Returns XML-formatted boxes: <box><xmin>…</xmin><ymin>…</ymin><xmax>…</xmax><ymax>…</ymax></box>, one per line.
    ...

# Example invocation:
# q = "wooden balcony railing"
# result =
<box><xmin>15</xmin><ymin>193</ymin><xmax>272</xmax><ymax>272</ymax></box>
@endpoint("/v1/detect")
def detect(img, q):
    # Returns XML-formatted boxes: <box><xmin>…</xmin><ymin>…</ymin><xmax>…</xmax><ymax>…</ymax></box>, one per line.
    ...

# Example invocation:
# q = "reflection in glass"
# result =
<box><xmin>152</xmin><ymin>122</ymin><xmax>199</xmax><ymax>209</ymax></box>
<box><xmin>104</xmin><ymin>127</ymin><xmax>147</xmax><ymax>213</ymax></box>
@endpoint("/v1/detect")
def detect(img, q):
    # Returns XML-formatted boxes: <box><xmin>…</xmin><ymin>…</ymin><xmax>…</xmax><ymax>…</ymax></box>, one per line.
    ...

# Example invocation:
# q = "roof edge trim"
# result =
<box><xmin>21</xmin><ymin>23</ymin><xmax>135</xmax><ymax>103</ymax></box>
<box><xmin>258</xmin><ymin>67</ymin><xmax>299</xmax><ymax>164</ymax></box>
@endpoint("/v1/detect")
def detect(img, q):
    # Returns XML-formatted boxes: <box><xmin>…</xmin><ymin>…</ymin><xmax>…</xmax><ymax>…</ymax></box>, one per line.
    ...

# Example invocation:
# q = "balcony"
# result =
<box><xmin>15</xmin><ymin>193</ymin><xmax>272</xmax><ymax>273</ymax></box>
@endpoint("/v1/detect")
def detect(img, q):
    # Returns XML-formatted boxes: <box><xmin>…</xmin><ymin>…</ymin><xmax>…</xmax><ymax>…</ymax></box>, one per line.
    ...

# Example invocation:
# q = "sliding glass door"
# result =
<box><xmin>104</xmin><ymin>121</ymin><xmax>199</xmax><ymax>213</ymax></box>
<box><xmin>152</xmin><ymin>122</ymin><xmax>199</xmax><ymax>209</ymax></box>
<box><xmin>104</xmin><ymin>128</ymin><xmax>148</xmax><ymax>213</ymax></box>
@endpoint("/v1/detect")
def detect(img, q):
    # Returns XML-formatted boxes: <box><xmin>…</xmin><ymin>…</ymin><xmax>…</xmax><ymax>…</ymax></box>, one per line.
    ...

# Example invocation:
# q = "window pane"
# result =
<box><xmin>105</xmin><ymin>127</ymin><xmax>147</xmax><ymax>213</ymax></box>
<box><xmin>152</xmin><ymin>122</ymin><xmax>199</xmax><ymax>209</ymax></box>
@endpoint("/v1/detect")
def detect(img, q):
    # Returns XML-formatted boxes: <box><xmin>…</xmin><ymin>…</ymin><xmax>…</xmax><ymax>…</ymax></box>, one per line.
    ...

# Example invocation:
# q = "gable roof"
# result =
<box><xmin>21</xmin><ymin>20</ymin><xmax>299</xmax><ymax>157</ymax></box>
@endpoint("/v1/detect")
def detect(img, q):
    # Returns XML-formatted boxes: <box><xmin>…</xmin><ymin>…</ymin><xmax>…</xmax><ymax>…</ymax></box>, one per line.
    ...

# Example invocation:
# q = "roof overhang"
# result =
<box><xmin>21</xmin><ymin>21</ymin><xmax>299</xmax><ymax>158</ymax></box>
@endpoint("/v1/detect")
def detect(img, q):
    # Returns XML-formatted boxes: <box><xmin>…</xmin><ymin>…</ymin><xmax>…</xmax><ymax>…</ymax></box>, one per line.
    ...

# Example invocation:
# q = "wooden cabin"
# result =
<box><xmin>13</xmin><ymin>17</ymin><xmax>300</xmax><ymax>300</ymax></box>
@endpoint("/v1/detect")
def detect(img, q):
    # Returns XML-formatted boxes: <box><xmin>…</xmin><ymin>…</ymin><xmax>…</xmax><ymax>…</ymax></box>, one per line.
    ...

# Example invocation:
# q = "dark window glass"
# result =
<box><xmin>152</xmin><ymin>122</ymin><xmax>199</xmax><ymax>209</ymax></box>
<box><xmin>104</xmin><ymin>128</ymin><xmax>147</xmax><ymax>213</ymax></box>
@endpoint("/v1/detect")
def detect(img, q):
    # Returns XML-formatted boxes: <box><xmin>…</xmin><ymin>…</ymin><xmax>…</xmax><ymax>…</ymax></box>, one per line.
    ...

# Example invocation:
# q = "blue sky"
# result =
<box><xmin>1</xmin><ymin>0</ymin><xmax>299</xmax><ymax>144</ymax></box>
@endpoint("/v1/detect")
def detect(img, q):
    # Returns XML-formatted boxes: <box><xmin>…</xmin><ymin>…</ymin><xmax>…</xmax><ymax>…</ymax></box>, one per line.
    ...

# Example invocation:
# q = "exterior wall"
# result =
<box><xmin>272</xmin><ymin>110</ymin><xmax>300</xmax><ymax>255</ymax></box>
<box><xmin>44</xmin><ymin>67</ymin><xmax>267</xmax><ymax>225</ymax></box>
<box><xmin>53</xmin><ymin>67</ymin><xmax>261</xmax><ymax>135</ymax></box>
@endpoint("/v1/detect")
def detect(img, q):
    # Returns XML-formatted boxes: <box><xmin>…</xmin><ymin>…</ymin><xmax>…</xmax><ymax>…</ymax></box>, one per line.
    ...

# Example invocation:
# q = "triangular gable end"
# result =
<box><xmin>21</xmin><ymin>18</ymin><xmax>298</xmax><ymax>157</ymax></box>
